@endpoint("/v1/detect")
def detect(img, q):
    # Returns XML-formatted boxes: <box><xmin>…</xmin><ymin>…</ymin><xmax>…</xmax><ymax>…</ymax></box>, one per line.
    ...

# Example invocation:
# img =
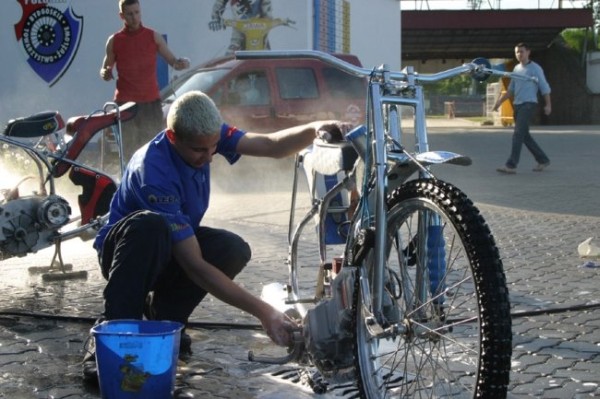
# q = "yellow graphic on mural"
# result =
<box><xmin>208</xmin><ymin>0</ymin><xmax>293</xmax><ymax>55</ymax></box>
<box><xmin>223</xmin><ymin>17</ymin><xmax>295</xmax><ymax>52</ymax></box>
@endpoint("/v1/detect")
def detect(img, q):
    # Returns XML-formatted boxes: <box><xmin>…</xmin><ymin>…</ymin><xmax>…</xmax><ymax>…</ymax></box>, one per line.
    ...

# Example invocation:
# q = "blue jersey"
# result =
<box><xmin>93</xmin><ymin>123</ymin><xmax>245</xmax><ymax>252</ymax></box>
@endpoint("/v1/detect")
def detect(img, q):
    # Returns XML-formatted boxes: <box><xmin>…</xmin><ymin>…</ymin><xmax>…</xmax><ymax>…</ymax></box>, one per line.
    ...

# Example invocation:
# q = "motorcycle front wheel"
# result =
<box><xmin>354</xmin><ymin>179</ymin><xmax>512</xmax><ymax>398</ymax></box>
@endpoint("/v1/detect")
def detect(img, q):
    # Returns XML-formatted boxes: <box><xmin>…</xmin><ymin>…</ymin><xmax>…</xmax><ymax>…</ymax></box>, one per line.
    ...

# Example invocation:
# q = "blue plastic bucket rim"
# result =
<box><xmin>91</xmin><ymin>319</ymin><xmax>184</xmax><ymax>337</ymax></box>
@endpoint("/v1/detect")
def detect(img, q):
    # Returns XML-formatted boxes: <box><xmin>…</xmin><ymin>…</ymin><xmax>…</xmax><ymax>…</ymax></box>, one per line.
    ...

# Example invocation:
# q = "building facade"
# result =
<box><xmin>0</xmin><ymin>0</ymin><xmax>400</xmax><ymax>124</ymax></box>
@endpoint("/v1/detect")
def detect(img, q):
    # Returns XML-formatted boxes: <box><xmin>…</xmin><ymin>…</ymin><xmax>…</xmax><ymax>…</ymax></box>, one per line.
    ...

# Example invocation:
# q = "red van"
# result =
<box><xmin>160</xmin><ymin>54</ymin><xmax>366</xmax><ymax>132</ymax></box>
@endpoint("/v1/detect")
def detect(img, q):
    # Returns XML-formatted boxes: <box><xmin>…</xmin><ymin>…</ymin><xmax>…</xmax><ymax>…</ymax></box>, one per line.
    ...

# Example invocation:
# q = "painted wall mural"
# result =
<box><xmin>0</xmin><ymin>1</ymin><xmax>400</xmax><ymax>126</ymax></box>
<box><xmin>13</xmin><ymin>0</ymin><xmax>83</xmax><ymax>87</ymax></box>
<box><xmin>208</xmin><ymin>0</ymin><xmax>294</xmax><ymax>55</ymax></box>
<box><xmin>314</xmin><ymin>0</ymin><xmax>350</xmax><ymax>54</ymax></box>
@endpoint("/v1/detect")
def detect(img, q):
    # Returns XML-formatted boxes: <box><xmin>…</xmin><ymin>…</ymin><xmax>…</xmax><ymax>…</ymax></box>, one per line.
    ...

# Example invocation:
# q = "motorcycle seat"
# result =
<box><xmin>52</xmin><ymin>102</ymin><xmax>138</xmax><ymax>178</ymax></box>
<box><xmin>3</xmin><ymin>111</ymin><xmax>65</xmax><ymax>138</ymax></box>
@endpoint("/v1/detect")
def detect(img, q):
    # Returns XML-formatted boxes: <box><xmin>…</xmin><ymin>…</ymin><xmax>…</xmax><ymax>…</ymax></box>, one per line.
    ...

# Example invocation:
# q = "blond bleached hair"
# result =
<box><xmin>167</xmin><ymin>91</ymin><xmax>223</xmax><ymax>140</ymax></box>
<box><xmin>119</xmin><ymin>0</ymin><xmax>138</xmax><ymax>13</ymax></box>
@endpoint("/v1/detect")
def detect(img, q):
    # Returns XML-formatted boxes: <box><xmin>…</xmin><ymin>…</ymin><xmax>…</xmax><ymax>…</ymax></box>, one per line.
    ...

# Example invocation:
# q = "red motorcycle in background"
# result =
<box><xmin>0</xmin><ymin>102</ymin><xmax>136</xmax><ymax>280</ymax></box>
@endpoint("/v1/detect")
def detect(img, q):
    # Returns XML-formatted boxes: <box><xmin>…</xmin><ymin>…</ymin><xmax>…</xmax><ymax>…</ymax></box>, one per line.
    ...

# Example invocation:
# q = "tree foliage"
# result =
<box><xmin>424</xmin><ymin>74</ymin><xmax>487</xmax><ymax>96</ymax></box>
<box><xmin>561</xmin><ymin>28</ymin><xmax>598</xmax><ymax>53</ymax></box>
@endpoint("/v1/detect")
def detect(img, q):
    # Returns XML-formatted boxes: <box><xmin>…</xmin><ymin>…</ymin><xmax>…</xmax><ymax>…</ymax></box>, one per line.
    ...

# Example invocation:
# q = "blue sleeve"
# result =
<box><xmin>507</xmin><ymin>80</ymin><xmax>515</xmax><ymax>95</ymax></box>
<box><xmin>217</xmin><ymin>123</ymin><xmax>245</xmax><ymax>164</ymax></box>
<box><xmin>534</xmin><ymin>63</ymin><xmax>551</xmax><ymax>96</ymax></box>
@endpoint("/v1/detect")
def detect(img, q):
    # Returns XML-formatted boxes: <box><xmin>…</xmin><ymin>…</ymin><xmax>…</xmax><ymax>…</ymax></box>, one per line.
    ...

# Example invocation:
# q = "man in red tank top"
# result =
<box><xmin>100</xmin><ymin>0</ymin><xmax>190</xmax><ymax>162</ymax></box>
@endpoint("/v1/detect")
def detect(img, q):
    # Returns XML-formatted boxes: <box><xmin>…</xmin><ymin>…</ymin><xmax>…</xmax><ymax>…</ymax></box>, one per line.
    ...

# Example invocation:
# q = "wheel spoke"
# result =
<box><xmin>354</xmin><ymin>179</ymin><xmax>511</xmax><ymax>398</ymax></box>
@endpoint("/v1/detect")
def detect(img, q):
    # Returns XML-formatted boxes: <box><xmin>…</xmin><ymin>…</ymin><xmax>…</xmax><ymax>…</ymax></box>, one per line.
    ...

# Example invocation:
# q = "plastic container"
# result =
<box><xmin>345</xmin><ymin>124</ymin><xmax>367</xmax><ymax>160</ymax></box>
<box><xmin>91</xmin><ymin>319</ymin><xmax>183</xmax><ymax>399</ymax></box>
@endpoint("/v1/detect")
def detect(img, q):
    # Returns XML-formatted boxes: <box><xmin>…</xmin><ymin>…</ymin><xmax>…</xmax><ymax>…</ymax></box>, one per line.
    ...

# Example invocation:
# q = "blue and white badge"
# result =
<box><xmin>14</xmin><ymin>0</ymin><xmax>83</xmax><ymax>86</ymax></box>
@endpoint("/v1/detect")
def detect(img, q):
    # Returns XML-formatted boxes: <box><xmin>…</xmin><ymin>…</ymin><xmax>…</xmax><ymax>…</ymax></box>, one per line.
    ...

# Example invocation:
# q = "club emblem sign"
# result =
<box><xmin>14</xmin><ymin>0</ymin><xmax>83</xmax><ymax>86</ymax></box>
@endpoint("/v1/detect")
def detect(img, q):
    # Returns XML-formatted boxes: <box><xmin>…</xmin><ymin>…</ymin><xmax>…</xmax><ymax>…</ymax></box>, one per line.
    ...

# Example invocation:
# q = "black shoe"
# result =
<box><xmin>145</xmin><ymin>294</ymin><xmax>193</xmax><ymax>361</ymax></box>
<box><xmin>82</xmin><ymin>336</ymin><xmax>98</xmax><ymax>383</ymax></box>
<box><xmin>179</xmin><ymin>330</ymin><xmax>193</xmax><ymax>361</ymax></box>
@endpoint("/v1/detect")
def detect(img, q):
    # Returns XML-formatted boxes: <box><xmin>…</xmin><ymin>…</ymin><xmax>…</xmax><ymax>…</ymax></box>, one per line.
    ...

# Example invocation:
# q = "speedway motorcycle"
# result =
<box><xmin>0</xmin><ymin>102</ymin><xmax>136</xmax><ymax>280</ymax></box>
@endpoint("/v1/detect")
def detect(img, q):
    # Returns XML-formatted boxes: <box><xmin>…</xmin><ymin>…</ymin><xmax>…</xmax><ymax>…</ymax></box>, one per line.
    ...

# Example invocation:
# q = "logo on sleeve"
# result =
<box><xmin>225</xmin><ymin>125</ymin><xmax>240</xmax><ymax>138</ymax></box>
<box><xmin>148</xmin><ymin>194</ymin><xmax>178</xmax><ymax>204</ymax></box>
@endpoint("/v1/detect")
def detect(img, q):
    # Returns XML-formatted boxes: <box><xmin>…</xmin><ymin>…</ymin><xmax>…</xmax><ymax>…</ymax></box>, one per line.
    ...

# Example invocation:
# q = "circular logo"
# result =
<box><xmin>21</xmin><ymin>7</ymin><xmax>71</xmax><ymax>64</ymax></box>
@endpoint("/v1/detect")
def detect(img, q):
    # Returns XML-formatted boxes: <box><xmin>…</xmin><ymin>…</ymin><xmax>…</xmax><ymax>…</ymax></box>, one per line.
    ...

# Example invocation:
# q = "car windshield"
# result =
<box><xmin>162</xmin><ymin>68</ymin><xmax>230</xmax><ymax>103</ymax></box>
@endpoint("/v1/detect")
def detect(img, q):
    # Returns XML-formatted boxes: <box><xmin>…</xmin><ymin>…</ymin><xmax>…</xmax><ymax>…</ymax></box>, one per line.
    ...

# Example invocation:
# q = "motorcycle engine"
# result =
<box><xmin>302</xmin><ymin>267</ymin><xmax>357</xmax><ymax>383</ymax></box>
<box><xmin>0</xmin><ymin>194</ymin><xmax>71</xmax><ymax>259</ymax></box>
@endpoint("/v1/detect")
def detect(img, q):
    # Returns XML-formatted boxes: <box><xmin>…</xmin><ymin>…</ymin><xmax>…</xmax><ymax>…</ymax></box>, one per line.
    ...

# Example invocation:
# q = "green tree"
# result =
<box><xmin>424</xmin><ymin>74</ymin><xmax>487</xmax><ymax>96</ymax></box>
<box><xmin>561</xmin><ymin>28</ymin><xmax>598</xmax><ymax>52</ymax></box>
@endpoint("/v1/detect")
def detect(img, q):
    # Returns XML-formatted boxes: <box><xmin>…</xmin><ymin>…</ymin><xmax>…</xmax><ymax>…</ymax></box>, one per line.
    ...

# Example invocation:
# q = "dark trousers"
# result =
<box><xmin>99</xmin><ymin>210</ymin><xmax>251</xmax><ymax>324</ymax></box>
<box><xmin>506</xmin><ymin>102</ymin><xmax>550</xmax><ymax>168</ymax></box>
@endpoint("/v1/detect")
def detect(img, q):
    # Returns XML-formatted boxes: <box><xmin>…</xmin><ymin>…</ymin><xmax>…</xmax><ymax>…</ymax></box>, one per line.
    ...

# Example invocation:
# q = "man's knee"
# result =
<box><xmin>225</xmin><ymin>236</ymin><xmax>251</xmax><ymax>277</ymax></box>
<box><xmin>129</xmin><ymin>211</ymin><xmax>170</xmax><ymax>235</ymax></box>
<box><xmin>236</xmin><ymin>237</ymin><xmax>252</xmax><ymax>265</ymax></box>
<box><xmin>216</xmin><ymin>234</ymin><xmax>251</xmax><ymax>278</ymax></box>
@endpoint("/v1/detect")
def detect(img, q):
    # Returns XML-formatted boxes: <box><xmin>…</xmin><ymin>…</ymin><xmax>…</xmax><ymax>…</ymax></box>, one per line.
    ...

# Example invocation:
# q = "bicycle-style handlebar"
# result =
<box><xmin>235</xmin><ymin>49</ymin><xmax>537</xmax><ymax>84</ymax></box>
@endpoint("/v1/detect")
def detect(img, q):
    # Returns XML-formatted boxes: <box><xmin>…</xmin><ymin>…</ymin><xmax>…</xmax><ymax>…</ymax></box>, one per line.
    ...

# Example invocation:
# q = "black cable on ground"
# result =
<box><xmin>1</xmin><ymin>302</ymin><xmax>600</xmax><ymax>329</ymax></box>
<box><xmin>510</xmin><ymin>302</ymin><xmax>600</xmax><ymax>318</ymax></box>
<box><xmin>0</xmin><ymin>310</ymin><xmax>262</xmax><ymax>330</ymax></box>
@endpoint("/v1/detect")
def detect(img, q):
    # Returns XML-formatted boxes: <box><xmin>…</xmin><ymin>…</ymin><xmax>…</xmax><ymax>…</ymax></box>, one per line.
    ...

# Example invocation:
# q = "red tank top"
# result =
<box><xmin>112</xmin><ymin>25</ymin><xmax>160</xmax><ymax>103</ymax></box>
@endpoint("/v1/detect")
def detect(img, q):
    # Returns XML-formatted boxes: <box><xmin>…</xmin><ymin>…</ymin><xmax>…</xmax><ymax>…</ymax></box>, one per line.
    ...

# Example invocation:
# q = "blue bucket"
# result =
<box><xmin>91</xmin><ymin>320</ymin><xmax>183</xmax><ymax>399</ymax></box>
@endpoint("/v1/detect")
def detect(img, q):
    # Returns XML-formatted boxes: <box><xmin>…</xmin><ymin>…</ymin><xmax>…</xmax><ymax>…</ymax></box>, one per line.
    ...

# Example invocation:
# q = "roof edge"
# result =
<box><xmin>401</xmin><ymin>8</ymin><xmax>594</xmax><ymax>30</ymax></box>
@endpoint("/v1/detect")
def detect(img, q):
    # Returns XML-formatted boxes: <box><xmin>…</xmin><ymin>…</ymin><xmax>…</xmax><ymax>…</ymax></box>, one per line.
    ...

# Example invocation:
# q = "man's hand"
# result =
<box><xmin>100</xmin><ymin>67</ymin><xmax>114</xmax><ymax>81</ymax></box>
<box><xmin>261</xmin><ymin>310</ymin><xmax>298</xmax><ymax>347</ymax></box>
<box><xmin>209</xmin><ymin>18</ymin><xmax>224</xmax><ymax>31</ymax></box>
<box><xmin>173</xmin><ymin>58</ymin><xmax>190</xmax><ymax>71</ymax></box>
<box><xmin>543</xmin><ymin>103</ymin><xmax>551</xmax><ymax>116</ymax></box>
<box><xmin>316</xmin><ymin>121</ymin><xmax>354</xmax><ymax>143</ymax></box>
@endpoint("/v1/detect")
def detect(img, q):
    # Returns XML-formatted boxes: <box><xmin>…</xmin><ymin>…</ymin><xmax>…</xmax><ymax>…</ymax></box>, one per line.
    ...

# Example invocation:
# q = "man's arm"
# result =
<box><xmin>99</xmin><ymin>35</ymin><xmax>115</xmax><ymax>81</ymax></box>
<box><xmin>542</xmin><ymin>93</ymin><xmax>551</xmax><ymax>115</ymax></box>
<box><xmin>236</xmin><ymin>120</ymin><xmax>351</xmax><ymax>158</ymax></box>
<box><xmin>536</xmin><ymin>64</ymin><xmax>552</xmax><ymax>116</ymax></box>
<box><xmin>154</xmin><ymin>32</ymin><xmax>190</xmax><ymax>71</ymax></box>
<box><xmin>172</xmin><ymin>235</ymin><xmax>294</xmax><ymax>346</ymax></box>
<box><xmin>493</xmin><ymin>90</ymin><xmax>512</xmax><ymax>112</ymax></box>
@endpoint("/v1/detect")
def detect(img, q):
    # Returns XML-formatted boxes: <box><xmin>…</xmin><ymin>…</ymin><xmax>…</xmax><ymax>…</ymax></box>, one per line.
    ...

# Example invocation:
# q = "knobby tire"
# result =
<box><xmin>353</xmin><ymin>179</ymin><xmax>511</xmax><ymax>398</ymax></box>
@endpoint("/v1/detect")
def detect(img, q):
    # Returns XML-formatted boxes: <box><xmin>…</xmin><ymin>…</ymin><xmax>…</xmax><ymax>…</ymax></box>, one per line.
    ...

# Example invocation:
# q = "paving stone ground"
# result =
<box><xmin>1</xmin><ymin>120</ymin><xmax>599</xmax><ymax>398</ymax></box>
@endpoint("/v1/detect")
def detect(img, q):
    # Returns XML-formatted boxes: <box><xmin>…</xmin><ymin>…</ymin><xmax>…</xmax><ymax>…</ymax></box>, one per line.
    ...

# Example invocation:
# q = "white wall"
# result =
<box><xmin>587</xmin><ymin>51</ymin><xmax>600</xmax><ymax>94</ymax></box>
<box><xmin>0</xmin><ymin>1</ymin><xmax>399</xmax><ymax>125</ymax></box>
<box><xmin>349</xmin><ymin>0</ymin><xmax>401</xmax><ymax>70</ymax></box>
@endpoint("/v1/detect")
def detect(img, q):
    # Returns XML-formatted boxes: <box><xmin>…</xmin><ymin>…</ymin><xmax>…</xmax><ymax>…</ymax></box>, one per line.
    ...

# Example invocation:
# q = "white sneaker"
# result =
<box><xmin>533</xmin><ymin>162</ymin><xmax>550</xmax><ymax>172</ymax></box>
<box><xmin>496</xmin><ymin>166</ymin><xmax>516</xmax><ymax>174</ymax></box>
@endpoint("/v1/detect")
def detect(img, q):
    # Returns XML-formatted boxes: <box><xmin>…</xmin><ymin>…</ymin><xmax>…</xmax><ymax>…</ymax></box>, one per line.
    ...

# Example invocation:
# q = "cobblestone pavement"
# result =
<box><xmin>1</xmin><ymin>122</ymin><xmax>599</xmax><ymax>398</ymax></box>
